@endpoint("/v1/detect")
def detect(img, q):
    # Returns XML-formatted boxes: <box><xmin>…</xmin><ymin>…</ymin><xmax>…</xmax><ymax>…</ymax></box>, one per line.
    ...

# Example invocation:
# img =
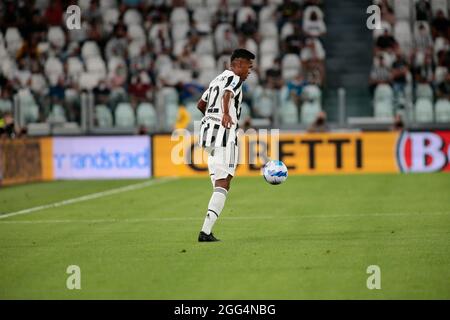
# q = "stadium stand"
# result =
<box><xmin>0</xmin><ymin>0</ymin><xmax>447</xmax><ymax>137</ymax></box>
<box><xmin>370</xmin><ymin>0</ymin><xmax>450</xmax><ymax>124</ymax></box>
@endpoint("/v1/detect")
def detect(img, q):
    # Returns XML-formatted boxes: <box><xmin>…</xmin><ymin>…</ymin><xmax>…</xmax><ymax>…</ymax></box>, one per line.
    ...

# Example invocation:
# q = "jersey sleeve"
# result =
<box><xmin>200</xmin><ymin>89</ymin><xmax>209</xmax><ymax>102</ymax></box>
<box><xmin>223</xmin><ymin>74</ymin><xmax>242</xmax><ymax>95</ymax></box>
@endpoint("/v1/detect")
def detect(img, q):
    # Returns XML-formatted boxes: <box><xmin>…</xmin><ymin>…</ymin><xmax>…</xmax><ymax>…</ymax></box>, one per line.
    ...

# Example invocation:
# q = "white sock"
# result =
<box><xmin>201</xmin><ymin>187</ymin><xmax>227</xmax><ymax>235</ymax></box>
<box><xmin>209</xmin><ymin>173</ymin><xmax>215</xmax><ymax>188</ymax></box>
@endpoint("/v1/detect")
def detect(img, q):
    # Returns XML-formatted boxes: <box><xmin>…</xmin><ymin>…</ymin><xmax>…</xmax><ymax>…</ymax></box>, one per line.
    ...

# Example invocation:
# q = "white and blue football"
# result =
<box><xmin>262</xmin><ymin>160</ymin><xmax>288</xmax><ymax>185</ymax></box>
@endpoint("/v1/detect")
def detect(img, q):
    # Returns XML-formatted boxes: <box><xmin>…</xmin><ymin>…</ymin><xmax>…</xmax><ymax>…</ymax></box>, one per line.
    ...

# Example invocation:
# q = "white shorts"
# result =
<box><xmin>205</xmin><ymin>143</ymin><xmax>239</xmax><ymax>180</ymax></box>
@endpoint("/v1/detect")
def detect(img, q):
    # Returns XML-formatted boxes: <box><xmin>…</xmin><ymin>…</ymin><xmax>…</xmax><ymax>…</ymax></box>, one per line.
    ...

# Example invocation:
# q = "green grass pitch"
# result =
<box><xmin>0</xmin><ymin>173</ymin><xmax>449</xmax><ymax>299</ymax></box>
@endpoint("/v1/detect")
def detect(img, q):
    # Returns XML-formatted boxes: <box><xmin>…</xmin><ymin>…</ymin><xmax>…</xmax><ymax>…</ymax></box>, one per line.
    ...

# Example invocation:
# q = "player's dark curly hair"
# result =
<box><xmin>230</xmin><ymin>49</ymin><xmax>255</xmax><ymax>62</ymax></box>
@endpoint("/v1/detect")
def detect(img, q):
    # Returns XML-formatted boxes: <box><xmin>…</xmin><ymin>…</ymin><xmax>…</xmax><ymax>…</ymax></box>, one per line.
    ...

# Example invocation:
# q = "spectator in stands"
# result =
<box><xmin>177</xmin><ymin>44</ymin><xmax>199</xmax><ymax>71</ymax></box>
<box><xmin>437</xmin><ymin>73</ymin><xmax>450</xmax><ymax>99</ymax></box>
<box><xmin>416</xmin><ymin>0</ymin><xmax>432</xmax><ymax>21</ymax></box>
<box><xmin>391</xmin><ymin>51</ymin><xmax>409</xmax><ymax>101</ymax></box>
<box><xmin>379</xmin><ymin>0</ymin><xmax>396</xmax><ymax>26</ymax></box>
<box><xmin>44</xmin><ymin>0</ymin><xmax>63</xmax><ymax>26</ymax></box>
<box><xmin>277</xmin><ymin>0</ymin><xmax>301</xmax><ymax>29</ymax></box>
<box><xmin>303</xmin><ymin>10</ymin><xmax>326</xmax><ymax>38</ymax></box>
<box><xmin>240</xmin><ymin>14</ymin><xmax>258</xmax><ymax>38</ymax></box>
<box><xmin>370</xmin><ymin>55</ymin><xmax>392</xmax><ymax>94</ymax></box>
<box><xmin>391</xmin><ymin>114</ymin><xmax>405</xmax><ymax>131</ymax></box>
<box><xmin>93</xmin><ymin>79</ymin><xmax>111</xmax><ymax>106</ymax></box>
<box><xmin>266</xmin><ymin>57</ymin><xmax>284</xmax><ymax>90</ymax></box>
<box><xmin>105</xmin><ymin>24</ymin><xmax>128</xmax><ymax>61</ymax></box>
<box><xmin>129</xmin><ymin>72</ymin><xmax>152</xmax><ymax>103</ymax></box>
<box><xmin>375</xmin><ymin>29</ymin><xmax>398</xmax><ymax>54</ymax></box>
<box><xmin>301</xmin><ymin>38</ymin><xmax>325</xmax><ymax>85</ymax></box>
<box><xmin>307</xmin><ymin>111</ymin><xmax>328</xmax><ymax>133</ymax></box>
<box><xmin>284</xmin><ymin>24</ymin><xmax>305</xmax><ymax>54</ymax></box>
<box><xmin>214</xmin><ymin>0</ymin><xmax>233</xmax><ymax>25</ymax></box>
<box><xmin>286</xmin><ymin>73</ymin><xmax>308</xmax><ymax>106</ymax></box>
<box><xmin>431</xmin><ymin>10</ymin><xmax>450</xmax><ymax>39</ymax></box>
<box><xmin>415</xmin><ymin>22</ymin><xmax>434</xmax><ymax>52</ymax></box>
<box><xmin>180</xmin><ymin>73</ymin><xmax>205</xmax><ymax>105</ymax></box>
<box><xmin>0</xmin><ymin>112</ymin><xmax>16</xmax><ymax>139</ymax></box>
<box><xmin>413</xmin><ymin>51</ymin><xmax>435</xmax><ymax>84</ymax></box>
<box><xmin>217</xmin><ymin>28</ymin><xmax>239</xmax><ymax>56</ymax></box>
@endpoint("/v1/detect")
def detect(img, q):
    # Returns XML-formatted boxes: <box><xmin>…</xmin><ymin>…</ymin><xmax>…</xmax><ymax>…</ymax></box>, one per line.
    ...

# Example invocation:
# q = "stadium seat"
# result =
<box><xmin>282</xmin><ymin>54</ymin><xmax>301</xmax><ymax>81</ymax></box>
<box><xmin>149</xmin><ymin>23</ymin><xmax>170</xmax><ymax>42</ymax></box>
<box><xmin>186</xmin><ymin>102</ymin><xmax>203</xmax><ymax>124</ymax></box>
<box><xmin>238</xmin><ymin>102</ymin><xmax>251</xmax><ymax>124</ymax></box>
<box><xmin>303</xmin><ymin>85</ymin><xmax>322</xmax><ymax>106</ymax></box>
<box><xmin>123</xmin><ymin>8</ymin><xmax>142</xmax><ymax>26</ymax></box>
<box><xmin>44</xmin><ymin>56</ymin><xmax>64</xmax><ymax>85</ymax></box>
<box><xmin>435</xmin><ymin>99</ymin><xmax>450</xmax><ymax>123</ymax></box>
<box><xmin>100</xmin><ymin>0</ymin><xmax>117</xmax><ymax>10</ymax></box>
<box><xmin>95</xmin><ymin>105</ymin><xmax>113</xmax><ymax>128</ymax></box>
<box><xmin>415</xmin><ymin>98</ymin><xmax>434</xmax><ymax>123</ymax></box>
<box><xmin>1</xmin><ymin>58</ymin><xmax>16</xmax><ymax>80</ymax></box>
<box><xmin>259</xmin><ymin>4</ymin><xmax>276</xmax><ymax>24</ymax></box>
<box><xmin>5</xmin><ymin>27</ymin><xmax>23</xmax><ymax>56</ymax></box>
<box><xmin>170</xmin><ymin>7</ymin><xmax>189</xmax><ymax>25</ymax></box>
<box><xmin>81</xmin><ymin>41</ymin><xmax>100</xmax><ymax>60</ymax></box>
<box><xmin>85</xmin><ymin>57</ymin><xmax>107</xmax><ymax>80</ymax></box>
<box><xmin>47</xmin><ymin>104</ymin><xmax>67</xmax><ymax>123</ymax></box>
<box><xmin>187</xmin><ymin>0</ymin><xmax>203</xmax><ymax>9</ymax></box>
<box><xmin>259</xmin><ymin>22</ymin><xmax>278</xmax><ymax>40</ymax></box>
<box><xmin>435</xmin><ymin>67</ymin><xmax>448</xmax><ymax>86</ymax></box>
<box><xmin>171</xmin><ymin>23</ymin><xmax>189</xmax><ymax>42</ymax></box>
<box><xmin>374</xmin><ymin>100</ymin><xmax>394</xmax><ymax>118</ymax></box>
<box><xmin>394</xmin><ymin>21</ymin><xmax>413</xmax><ymax>55</ymax></box>
<box><xmin>280</xmin><ymin>100</ymin><xmax>299</xmax><ymax>125</ymax></box>
<box><xmin>137</xmin><ymin>103</ymin><xmax>157</xmax><ymax>128</ymax></box>
<box><xmin>193</xmin><ymin>7</ymin><xmax>212</xmax><ymax>29</ymax></box>
<box><xmin>18</xmin><ymin>89</ymin><xmax>39</xmax><ymax>124</ymax></box>
<box><xmin>260</xmin><ymin>38</ymin><xmax>279</xmax><ymax>57</ymax></box>
<box><xmin>47</xmin><ymin>26</ymin><xmax>65</xmax><ymax>49</ymax></box>
<box><xmin>301</xmin><ymin>101</ymin><xmax>321</xmax><ymax>125</ymax></box>
<box><xmin>0</xmin><ymin>99</ymin><xmax>13</xmax><ymax>113</ymax></box>
<box><xmin>115</xmin><ymin>103</ymin><xmax>135</xmax><ymax>127</ymax></box>
<box><xmin>128</xmin><ymin>24</ymin><xmax>146</xmax><ymax>44</ymax></box>
<box><xmin>374</xmin><ymin>84</ymin><xmax>394</xmax><ymax>103</ymax></box>
<box><xmin>67</xmin><ymin>57</ymin><xmax>84</xmax><ymax>80</ymax></box>
<box><xmin>394</xmin><ymin>0</ymin><xmax>412</xmax><ymax>20</ymax></box>
<box><xmin>281</xmin><ymin>22</ymin><xmax>294</xmax><ymax>40</ymax></box>
<box><xmin>236</xmin><ymin>6</ymin><xmax>256</xmax><ymax>28</ymax></box>
<box><xmin>103</xmin><ymin>8</ymin><xmax>119</xmax><ymax>33</ymax></box>
<box><xmin>432</xmin><ymin>0</ymin><xmax>448</xmax><ymax>16</ymax></box>
<box><xmin>198</xmin><ymin>54</ymin><xmax>216</xmax><ymax>71</ymax></box>
<box><xmin>196</xmin><ymin>36</ymin><xmax>214</xmax><ymax>56</ymax></box>
<box><xmin>415</xmin><ymin>83</ymin><xmax>434</xmax><ymax>102</ymax></box>
<box><xmin>165</xmin><ymin>103</ymin><xmax>179</xmax><ymax>130</ymax></box>
<box><xmin>78</xmin><ymin>72</ymin><xmax>99</xmax><ymax>90</ymax></box>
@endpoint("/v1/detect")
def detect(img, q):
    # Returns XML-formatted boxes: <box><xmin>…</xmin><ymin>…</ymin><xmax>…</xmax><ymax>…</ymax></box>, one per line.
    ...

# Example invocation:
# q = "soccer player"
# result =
<box><xmin>196</xmin><ymin>48</ymin><xmax>255</xmax><ymax>242</ymax></box>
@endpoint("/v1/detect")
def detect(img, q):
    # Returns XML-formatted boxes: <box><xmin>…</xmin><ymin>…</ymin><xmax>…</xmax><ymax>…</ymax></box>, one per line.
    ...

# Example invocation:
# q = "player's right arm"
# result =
<box><xmin>197</xmin><ymin>89</ymin><xmax>209</xmax><ymax>115</ymax></box>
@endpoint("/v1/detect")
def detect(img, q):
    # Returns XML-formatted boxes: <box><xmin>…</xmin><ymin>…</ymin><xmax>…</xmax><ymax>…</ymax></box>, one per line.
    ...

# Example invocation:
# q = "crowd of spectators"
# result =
<box><xmin>0</xmin><ymin>0</ymin><xmax>327</xmax><ymax>133</ymax></box>
<box><xmin>370</xmin><ymin>0</ymin><xmax>450</xmax><ymax>122</ymax></box>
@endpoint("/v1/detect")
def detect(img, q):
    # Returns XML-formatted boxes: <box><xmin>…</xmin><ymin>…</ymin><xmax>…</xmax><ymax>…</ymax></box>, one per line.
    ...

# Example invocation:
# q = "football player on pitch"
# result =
<box><xmin>196</xmin><ymin>48</ymin><xmax>255</xmax><ymax>242</ymax></box>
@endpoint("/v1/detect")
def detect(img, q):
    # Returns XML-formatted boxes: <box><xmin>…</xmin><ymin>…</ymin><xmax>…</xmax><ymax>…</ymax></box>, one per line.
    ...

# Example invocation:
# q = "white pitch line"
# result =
<box><xmin>0</xmin><ymin>212</ymin><xmax>448</xmax><ymax>224</ymax></box>
<box><xmin>0</xmin><ymin>178</ymin><xmax>178</xmax><ymax>220</ymax></box>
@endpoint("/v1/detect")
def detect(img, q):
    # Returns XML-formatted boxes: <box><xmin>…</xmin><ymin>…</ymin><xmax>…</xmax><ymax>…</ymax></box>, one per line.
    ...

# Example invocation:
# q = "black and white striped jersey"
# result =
<box><xmin>199</xmin><ymin>69</ymin><xmax>243</xmax><ymax>148</ymax></box>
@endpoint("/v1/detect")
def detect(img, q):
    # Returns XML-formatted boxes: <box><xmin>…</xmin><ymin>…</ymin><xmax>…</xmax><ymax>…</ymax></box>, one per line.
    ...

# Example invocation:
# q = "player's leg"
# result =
<box><xmin>199</xmin><ymin>144</ymin><xmax>237</xmax><ymax>242</ymax></box>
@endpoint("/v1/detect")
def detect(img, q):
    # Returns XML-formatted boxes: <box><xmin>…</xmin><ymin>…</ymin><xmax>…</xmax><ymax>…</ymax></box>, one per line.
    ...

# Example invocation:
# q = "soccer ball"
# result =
<box><xmin>262</xmin><ymin>160</ymin><xmax>288</xmax><ymax>185</ymax></box>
